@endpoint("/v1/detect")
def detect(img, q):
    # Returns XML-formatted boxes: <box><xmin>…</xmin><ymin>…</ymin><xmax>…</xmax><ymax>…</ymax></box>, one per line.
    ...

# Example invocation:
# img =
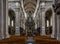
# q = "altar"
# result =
<box><xmin>25</xmin><ymin>15</ymin><xmax>35</xmax><ymax>36</ymax></box>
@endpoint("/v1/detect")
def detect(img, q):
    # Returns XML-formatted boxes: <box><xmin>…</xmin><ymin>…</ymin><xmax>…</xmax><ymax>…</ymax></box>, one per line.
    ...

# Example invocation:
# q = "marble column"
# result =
<box><xmin>0</xmin><ymin>0</ymin><xmax>4</xmax><ymax>39</ymax></box>
<box><xmin>41</xmin><ymin>12</ymin><xmax>46</xmax><ymax>35</ymax></box>
<box><xmin>52</xmin><ymin>0</ymin><xmax>60</xmax><ymax>40</ymax></box>
<box><xmin>15</xmin><ymin>9</ymin><xmax>20</xmax><ymax>36</ymax></box>
<box><xmin>51</xmin><ymin>12</ymin><xmax>60</xmax><ymax>39</ymax></box>
<box><xmin>3</xmin><ymin>0</ymin><xmax>9</xmax><ymax>38</ymax></box>
<box><xmin>51</xmin><ymin>12</ymin><xmax>57</xmax><ymax>38</ymax></box>
<box><xmin>0</xmin><ymin>0</ymin><xmax>9</xmax><ymax>39</ymax></box>
<box><xmin>56</xmin><ymin>15</ymin><xmax>60</xmax><ymax>40</ymax></box>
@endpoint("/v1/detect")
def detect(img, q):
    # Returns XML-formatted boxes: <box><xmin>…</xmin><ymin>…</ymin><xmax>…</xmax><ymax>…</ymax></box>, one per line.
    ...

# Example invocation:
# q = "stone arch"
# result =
<box><xmin>8</xmin><ymin>8</ymin><xmax>16</xmax><ymax>35</ymax></box>
<box><xmin>33</xmin><ymin>0</ymin><xmax>40</xmax><ymax>18</ymax></box>
<box><xmin>8</xmin><ymin>8</ymin><xmax>16</xmax><ymax>17</ymax></box>
<box><xmin>45</xmin><ymin>6</ymin><xmax>53</xmax><ymax>14</ymax></box>
<box><xmin>45</xmin><ymin>6</ymin><xmax>53</xmax><ymax>35</ymax></box>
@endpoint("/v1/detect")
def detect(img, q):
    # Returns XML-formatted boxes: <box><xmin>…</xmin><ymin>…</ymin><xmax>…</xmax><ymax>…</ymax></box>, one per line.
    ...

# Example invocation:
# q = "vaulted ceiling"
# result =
<box><xmin>23</xmin><ymin>0</ymin><xmax>37</xmax><ymax>14</ymax></box>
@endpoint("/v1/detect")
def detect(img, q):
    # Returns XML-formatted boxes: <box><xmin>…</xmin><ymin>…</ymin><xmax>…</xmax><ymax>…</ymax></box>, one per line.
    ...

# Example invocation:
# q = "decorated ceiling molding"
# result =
<box><xmin>23</xmin><ymin>0</ymin><xmax>37</xmax><ymax>14</ymax></box>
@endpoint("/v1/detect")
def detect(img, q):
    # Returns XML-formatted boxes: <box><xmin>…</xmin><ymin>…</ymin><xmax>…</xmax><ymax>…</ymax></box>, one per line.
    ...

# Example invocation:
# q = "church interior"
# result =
<box><xmin>0</xmin><ymin>0</ymin><xmax>60</xmax><ymax>44</ymax></box>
